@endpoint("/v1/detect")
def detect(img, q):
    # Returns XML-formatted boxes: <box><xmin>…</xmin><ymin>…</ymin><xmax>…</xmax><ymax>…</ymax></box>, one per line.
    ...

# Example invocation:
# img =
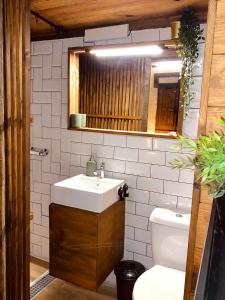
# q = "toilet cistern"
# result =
<box><xmin>132</xmin><ymin>208</ymin><xmax>190</xmax><ymax>300</ymax></box>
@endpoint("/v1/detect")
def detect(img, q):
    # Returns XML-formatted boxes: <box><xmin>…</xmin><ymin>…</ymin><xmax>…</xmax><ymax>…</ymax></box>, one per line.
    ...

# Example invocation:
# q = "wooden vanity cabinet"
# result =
<box><xmin>49</xmin><ymin>200</ymin><xmax>125</xmax><ymax>291</ymax></box>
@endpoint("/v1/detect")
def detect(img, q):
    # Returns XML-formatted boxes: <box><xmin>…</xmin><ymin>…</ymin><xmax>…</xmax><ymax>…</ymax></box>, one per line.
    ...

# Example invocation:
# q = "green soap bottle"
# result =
<box><xmin>86</xmin><ymin>156</ymin><xmax>97</xmax><ymax>177</ymax></box>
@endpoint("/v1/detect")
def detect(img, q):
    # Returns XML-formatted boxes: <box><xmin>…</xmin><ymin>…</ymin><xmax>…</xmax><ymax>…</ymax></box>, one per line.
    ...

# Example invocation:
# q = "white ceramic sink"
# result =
<box><xmin>51</xmin><ymin>174</ymin><xmax>125</xmax><ymax>213</ymax></box>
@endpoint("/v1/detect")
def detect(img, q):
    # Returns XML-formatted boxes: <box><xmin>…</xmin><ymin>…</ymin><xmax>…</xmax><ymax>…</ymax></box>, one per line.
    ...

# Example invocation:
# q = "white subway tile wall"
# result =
<box><xmin>30</xmin><ymin>26</ymin><xmax>205</xmax><ymax>270</ymax></box>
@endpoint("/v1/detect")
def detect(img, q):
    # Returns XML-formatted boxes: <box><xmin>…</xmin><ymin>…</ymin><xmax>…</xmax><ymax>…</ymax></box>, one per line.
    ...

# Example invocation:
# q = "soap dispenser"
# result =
<box><xmin>86</xmin><ymin>156</ymin><xmax>97</xmax><ymax>177</ymax></box>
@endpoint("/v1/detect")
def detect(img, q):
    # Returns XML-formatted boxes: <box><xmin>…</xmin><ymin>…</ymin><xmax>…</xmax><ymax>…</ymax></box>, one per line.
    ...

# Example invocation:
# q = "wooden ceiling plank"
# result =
<box><xmin>30</xmin><ymin>0</ymin><xmax>208</xmax><ymax>39</ymax></box>
<box><xmin>32</xmin><ymin>0</ymin><xmax>207</xmax><ymax>12</ymax></box>
<box><xmin>32</xmin><ymin>0</ymin><xmax>207</xmax><ymax>19</ymax></box>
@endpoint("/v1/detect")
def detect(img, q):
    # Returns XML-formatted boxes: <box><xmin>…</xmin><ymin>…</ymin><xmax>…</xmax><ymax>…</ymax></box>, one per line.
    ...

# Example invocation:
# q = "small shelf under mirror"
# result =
<box><xmin>68</xmin><ymin>126</ymin><xmax>178</xmax><ymax>139</ymax></box>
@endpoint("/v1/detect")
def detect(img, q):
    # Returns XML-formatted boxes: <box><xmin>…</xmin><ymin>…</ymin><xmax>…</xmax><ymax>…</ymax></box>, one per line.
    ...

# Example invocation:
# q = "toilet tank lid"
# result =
<box><xmin>150</xmin><ymin>208</ymin><xmax>190</xmax><ymax>230</ymax></box>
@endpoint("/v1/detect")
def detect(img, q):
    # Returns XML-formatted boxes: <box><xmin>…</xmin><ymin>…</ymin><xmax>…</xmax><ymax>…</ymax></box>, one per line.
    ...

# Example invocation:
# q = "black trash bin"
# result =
<box><xmin>114</xmin><ymin>260</ymin><xmax>145</xmax><ymax>300</ymax></box>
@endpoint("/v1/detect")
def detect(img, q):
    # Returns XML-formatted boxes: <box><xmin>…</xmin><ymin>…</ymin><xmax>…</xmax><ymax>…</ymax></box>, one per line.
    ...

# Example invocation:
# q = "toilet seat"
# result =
<box><xmin>132</xmin><ymin>265</ymin><xmax>185</xmax><ymax>300</ymax></box>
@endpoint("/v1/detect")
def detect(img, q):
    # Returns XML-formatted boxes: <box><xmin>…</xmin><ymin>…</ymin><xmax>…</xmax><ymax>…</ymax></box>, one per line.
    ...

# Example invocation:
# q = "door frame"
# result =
<box><xmin>155</xmin><ymin>82</ymin><xmax>180</xmax><ymax>132</ymax></box>
<box><xmin>0</xmin><ymin>1</ymin><xmax>31</xmax><ymax>299</ymax></box>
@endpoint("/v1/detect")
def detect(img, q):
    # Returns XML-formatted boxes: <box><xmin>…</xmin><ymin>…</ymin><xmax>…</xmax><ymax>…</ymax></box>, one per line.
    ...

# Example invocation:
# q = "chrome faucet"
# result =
<box><xmin>93</xmin><ymin>162</ymin><xmax>105</xmax><ymax>178</ymax></box>
<box><xmin>93</xmin><ymin>162</ymin><xmax>105</xmax><ymax>186</ymax></box>
<box><xmin>93</xmin><ymin>171</ymin><xmax>100</xmax><ymax>186</ymax></box>
<box><xmin>100</xmin><ymin>162</ymin><xmax>105</xmax><ymax>179</ymax></box>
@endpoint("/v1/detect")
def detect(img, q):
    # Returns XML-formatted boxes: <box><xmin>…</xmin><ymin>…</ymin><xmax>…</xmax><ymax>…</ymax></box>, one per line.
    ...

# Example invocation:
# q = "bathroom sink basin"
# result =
<box><xmin>51</xmin><ymin>174</ymin><xmax>124</xmax><ymax>213</ymax></box>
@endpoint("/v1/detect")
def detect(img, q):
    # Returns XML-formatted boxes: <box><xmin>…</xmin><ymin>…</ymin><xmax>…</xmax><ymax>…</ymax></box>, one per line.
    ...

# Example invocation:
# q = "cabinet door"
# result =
<box><xmin>49</xmin><ymin>203</ymin><xmax>98</xmax><ymax>290</ymax></box>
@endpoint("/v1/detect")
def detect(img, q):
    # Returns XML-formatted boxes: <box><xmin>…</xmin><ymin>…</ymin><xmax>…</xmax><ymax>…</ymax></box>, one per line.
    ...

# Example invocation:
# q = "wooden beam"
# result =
<box><xmin>197</xmin><ymin>1</ymin><xmax>217</xmax><ymax>136</ymax></box>
<box><xmin>31</xmin><ymin>27</ymin><xmax>85</xmax><ymax>42</ymax></box>
<box><xmin>183</xmin><ymin>1</ymin><xmax>217</xmax><ymax>299</ymax></box>
<box><xmin>2</xmin><ymin>0</ymin><xmax>31</xmax><ymax>299</ymax></box>
<box><xmin>0</xmin><ymin>0</ymin><xmax>5</xmax><ymax>298</ymax></box>
<box><xmin>31</xmin><ymin>10</ymin><xmax>65</xmax><ymax>35</ymax></box>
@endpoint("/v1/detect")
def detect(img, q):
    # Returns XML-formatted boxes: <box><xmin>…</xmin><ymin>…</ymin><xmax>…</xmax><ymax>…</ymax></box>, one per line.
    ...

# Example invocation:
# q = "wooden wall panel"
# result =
<box><xmin>184</xmin><ymin>187</ymin><xmax>201</xmax><ymax>300</ymax></box>
<box><xmin>0</xmin><ymin>0</ymin><xmax>31</xmax><ymax>299</ymax></box>
<box><xmin>213</xmin><ymin>0</ymin><xmax>225</xmax><ymax>54</ymax></box>
<box><xmin>200</xmin><ymin>188</ymin><xmax>213</xmax><ymax>204</ymax></box>
<box><xmin>193</xmin><ymin>247</ymin><xmax>204</xmax><ymax>272</ymax></box>
<box><xmin>194</xmin><ymin>203</ymin><xmax>212</xmax><ymax>249</ymax></box>
<box><xmin>184</xmin><ymin>0</ymin><xmax>225</xmax><ymax>299</ymax></box>
<box><xmin>206</xmin><ymin>107</ymin><xmax>225</xmax><ymax>132</ymax></box>
<box><xmin>208</xmin><ymin>55</ymin><xmax>225</xmax><ymax>106</ymax></box>
<box><xmin>0</xmin><ymin>1</ymin><xmax>5</xmax><ymax>298</ymax></box>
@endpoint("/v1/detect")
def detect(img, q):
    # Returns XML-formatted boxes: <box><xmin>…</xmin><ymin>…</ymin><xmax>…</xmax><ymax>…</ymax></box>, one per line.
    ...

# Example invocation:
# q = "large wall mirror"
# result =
<box><xmin>68</xmin><ymin>42</ymin><xmax>183</xmax><ymax>136</ymax></box>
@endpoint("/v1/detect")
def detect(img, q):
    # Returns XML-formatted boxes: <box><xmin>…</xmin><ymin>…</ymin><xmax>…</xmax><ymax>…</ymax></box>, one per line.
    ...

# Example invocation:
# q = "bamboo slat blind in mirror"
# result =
<box><xmin>69</xmin><ymin>45</ymin><xmax>182</xmax><ymax>134</ymax></box>
<box><xmin>80</xmin><ymin>54</ymin><xmax>149</xmax><ymax>131</ymax></box>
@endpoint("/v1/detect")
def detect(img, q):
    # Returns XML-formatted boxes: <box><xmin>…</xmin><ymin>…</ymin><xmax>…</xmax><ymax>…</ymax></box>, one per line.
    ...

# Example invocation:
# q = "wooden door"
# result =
<box><xmin>0</xmin><ymin>0</ymin><xmax>31</xmax><ymax>299</ymax></box>
<box><xmin>155</xmin><ymin>84</ymin><xmax>180</xmax><ymax>132</ymax></box>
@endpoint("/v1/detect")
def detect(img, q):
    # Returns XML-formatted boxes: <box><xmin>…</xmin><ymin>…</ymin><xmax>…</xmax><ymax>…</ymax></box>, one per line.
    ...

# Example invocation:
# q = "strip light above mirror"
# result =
<box><xmin>152</xmin><ymin>60</ymin><xmax>182</xmax><ymax>71</ymax></box>
<box><xmin>89</xmin><ymin>45</ymin><xmax>163</xmax><ymax>57</ymax></box>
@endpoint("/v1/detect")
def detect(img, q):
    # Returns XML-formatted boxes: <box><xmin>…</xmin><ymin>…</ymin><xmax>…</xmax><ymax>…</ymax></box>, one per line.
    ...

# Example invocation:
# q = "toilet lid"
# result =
<box><xmin>132</xmin><ymin>265</ymin><xmax>185</xmax><ymax>300</ymax></box>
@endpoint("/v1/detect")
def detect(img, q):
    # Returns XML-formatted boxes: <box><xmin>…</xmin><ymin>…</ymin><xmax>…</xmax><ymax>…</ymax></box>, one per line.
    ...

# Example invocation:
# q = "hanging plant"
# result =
<box><xmin>177</xmin><ymin>7</ymin><xmax>204</xmax><ymax>118</ymax></box>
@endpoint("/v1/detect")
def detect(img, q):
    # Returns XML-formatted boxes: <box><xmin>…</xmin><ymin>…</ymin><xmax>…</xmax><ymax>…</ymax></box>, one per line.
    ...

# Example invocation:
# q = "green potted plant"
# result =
<box><xmin>177</xmin><ymin>8</ymin><xmax>204</xmax><ymax>118</ymax></box>
<box><xmin>171</xmin><ymin>118</ymin><xmax>225</xmax><ymax>229</ymax></box>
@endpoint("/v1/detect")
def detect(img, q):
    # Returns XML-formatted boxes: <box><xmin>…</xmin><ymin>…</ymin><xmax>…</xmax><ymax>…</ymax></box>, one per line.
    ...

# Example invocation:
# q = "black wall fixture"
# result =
<box><xmin>118</xmin><ymin>184</ymin><xmax>129</xmax><ymax>201</ymax></box>
<box><xmin>31</xmin><ymin>10</ymin><xmax>66</xmax><ymax>35</ymax></box>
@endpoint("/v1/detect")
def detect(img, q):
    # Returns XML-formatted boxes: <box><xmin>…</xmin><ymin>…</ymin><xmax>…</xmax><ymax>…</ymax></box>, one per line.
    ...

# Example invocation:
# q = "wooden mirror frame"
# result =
<box><xmin>68</xmin><ymin>40</ymin><xmax>184</xmax><ymax>138</ymax></box>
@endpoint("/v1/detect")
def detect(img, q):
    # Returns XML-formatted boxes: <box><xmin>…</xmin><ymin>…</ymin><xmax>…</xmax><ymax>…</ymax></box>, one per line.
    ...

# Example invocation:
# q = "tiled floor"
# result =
<box><xmin>30</xmin><ymin>258</ymin><xmax>117</xmax><ymax>299</ymax></box>
<box><xmin>34</xmin><ymin>279</ymin><xmax>117</xmax><ymax>300</ymax></box>
<box><xmin>30</xmin><ymin>257</ymin><xmax>49</xmax><ymax>284</ymax></box>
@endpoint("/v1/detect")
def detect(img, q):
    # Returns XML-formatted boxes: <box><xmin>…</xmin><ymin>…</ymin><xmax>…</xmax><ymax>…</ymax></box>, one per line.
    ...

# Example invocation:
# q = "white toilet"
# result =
<box><xmin>133</xmin><ymin>208</ymin><xmax>190</xmax><ymax>300</ymax></box>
